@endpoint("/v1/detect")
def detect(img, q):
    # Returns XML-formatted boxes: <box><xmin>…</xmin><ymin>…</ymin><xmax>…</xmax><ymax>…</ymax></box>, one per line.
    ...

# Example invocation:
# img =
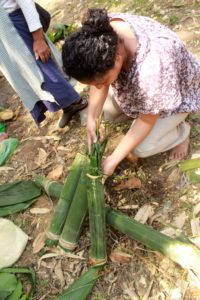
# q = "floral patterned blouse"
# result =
<box><xmin>110</xmin><ymin>13</ymin><xmax>200</xmax><ymax>118</ymax></box>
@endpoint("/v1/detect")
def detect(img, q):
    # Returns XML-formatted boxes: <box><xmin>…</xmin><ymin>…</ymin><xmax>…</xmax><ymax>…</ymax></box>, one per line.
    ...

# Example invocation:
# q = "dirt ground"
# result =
<box><xmin>1</xmin><ymin>0</ymin><xmax>200</xmax><ymax>299</ymax></box>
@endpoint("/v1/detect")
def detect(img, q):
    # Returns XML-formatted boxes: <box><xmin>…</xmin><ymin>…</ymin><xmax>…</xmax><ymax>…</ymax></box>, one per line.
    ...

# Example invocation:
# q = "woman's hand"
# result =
<box><xmin>32</xmin><ymin>29</ymin><xmax>51</xmax><ymax>63</ymax></box>
<box><xmin>101</xmin><ymin>113</ymin><xmax>160</xmax><ymax>178</ymax></box>
<box><xmin>87</xmin><ymin>117</ymin><xmax>98</xmax><ymax>153</ymax></box>
<box><xmin>102</xmin><ymin>155</ymin><xmax>118</xmax><ymax>177</ymax></box>
<box><xmin>87</xmin><ymin>117</ymin><xmax>105</xmax><ymax>153</ymax></box>
<box><xmin>33</xmin><ymin>39</ymin><xmax>51</xmax><ymax>62</ymax></box>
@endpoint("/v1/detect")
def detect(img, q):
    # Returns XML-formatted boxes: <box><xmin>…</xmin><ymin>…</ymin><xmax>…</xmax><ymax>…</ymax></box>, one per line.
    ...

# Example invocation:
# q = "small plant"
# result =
<box><xmin>169</xmin><ymin>15</ymin><xmax>179</xmax><ymax>26</ymax></box>
<box><xmin>47</xmin><ymin>22</ymin><xmax>77</xmax><ymax>43</ymax></box>
<box><xmin>94</xmin><ymin>295</ymin><xmax>106</xmax><ymax>300</ymax></box>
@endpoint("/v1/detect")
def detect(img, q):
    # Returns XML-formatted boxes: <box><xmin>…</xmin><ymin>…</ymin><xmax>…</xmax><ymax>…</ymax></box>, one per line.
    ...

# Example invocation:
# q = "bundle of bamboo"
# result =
<box><xmin>36</xmin><ymin>177</ymin><xmax>200</xmax><ymax>274</ymax></box>
<box><xmin>34</xmin><ymin>133</ymin><xmax>200</xmax><ymax>299</ymax></box>
<box><xmin>44</xmin><ymin>153</ymin><xmax>88</xmax><ymax>246</ymax></box>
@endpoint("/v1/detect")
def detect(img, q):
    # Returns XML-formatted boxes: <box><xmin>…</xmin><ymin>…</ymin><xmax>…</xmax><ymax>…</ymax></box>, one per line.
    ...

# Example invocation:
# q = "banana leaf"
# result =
<box><xmin>0</xmin><ymin>138</ymin><xmax>19</xmax><ymax>165</ymax></box>
<box><xmin>7</xmin><ymin>279</ymin><xmax>22</xmax><ymax>300</ymax></box>
<box><xmin>0</xmin><ymin>181</ymin><xmax>41</xmax><ymax>206</ymax></box>
<box><xmin>0</xmin><ymin>267</ymin><xmax>36</xmax><ymax>300</ymax></box>
<box><xmin>0</xmin><ymin>273</ymin><xmax>17</xmax><ymax>299</ymax></box>
<box><xmin>0</xmin><ymin>199</ymin><xmax>37</xmax><ymax>217</ymax></box>
<box><xmin>55</xmin><ymin>266</ymin><xmax>102</xmax><ymax>300</ymax></box>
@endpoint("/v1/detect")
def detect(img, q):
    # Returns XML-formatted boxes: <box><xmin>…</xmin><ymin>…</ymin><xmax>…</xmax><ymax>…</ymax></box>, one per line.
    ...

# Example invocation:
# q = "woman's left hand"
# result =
<box><xmin>33</xmin><ymin>39</ymin><xmax>51</xmax><ymax>63</ymax></box>
<box><xmin>101</xmin><ymin>155</ymin><xmax>117</xmax><ymax>177</ymax></box>
<box><xmin>32</xmin><ymin>29</ymin><xmax>51</xmax><ymax>63</ymax></box>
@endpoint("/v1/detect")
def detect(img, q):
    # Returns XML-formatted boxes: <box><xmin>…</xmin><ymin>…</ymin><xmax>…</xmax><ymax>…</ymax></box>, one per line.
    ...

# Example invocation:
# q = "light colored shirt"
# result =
<box><xmin>1</xmin><ymin>0</ymin><xmax>42</xmax><ymax>32</ymax></box>
<box><xmin>110</xmin><ymin>13</ymin><xmax>200</xmax><ymax>118</ymax></box>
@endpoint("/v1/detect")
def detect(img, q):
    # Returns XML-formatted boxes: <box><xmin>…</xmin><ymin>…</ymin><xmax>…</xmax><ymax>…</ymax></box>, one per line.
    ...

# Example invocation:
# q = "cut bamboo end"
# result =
<box><xmin>45</xmin><ymin>238</ymin><xmax>58</xmax><ymax>247</ymax></box>
<box><xmin>89</xmin><ymin>257</ymin><xmax>107</xmax><ymax>267</ymax></box>
<box><xmin>43</xmin><ymin>181</ymin><xmax>57</xmax><ymax>196</ymax></box>
<box><xmin>59</xmin><ymin>237</ymin><xmax>77</xmax><ymax>251</ymax></box>
<box><xmin>46</xmin><ymin>231</ymin><xmax>60</xmax><ymax>241</ymax></box>
<box><xmin>45</xmin><ymin>231</ymin><xmax>60</xmax><ymax>246</ymax></box>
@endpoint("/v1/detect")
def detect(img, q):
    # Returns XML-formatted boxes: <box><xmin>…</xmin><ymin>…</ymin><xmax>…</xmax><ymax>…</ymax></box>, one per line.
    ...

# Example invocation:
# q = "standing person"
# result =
<box><xmin>0</xmin><ymin>0</ymin><xmax>87</xmax><ymax>127</ymax></box>
<box><xmin>62</xmin><ymin>8</ymin><xmax>200</xmax><ymax>176</ymax></box>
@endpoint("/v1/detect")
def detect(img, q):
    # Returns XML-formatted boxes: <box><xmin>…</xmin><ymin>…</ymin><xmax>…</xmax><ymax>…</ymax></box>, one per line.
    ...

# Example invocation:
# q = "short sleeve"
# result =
<box><xmin>136</xmin><ymin>44</ymin><xmax>182</xmax><ymax>114</ymax></box>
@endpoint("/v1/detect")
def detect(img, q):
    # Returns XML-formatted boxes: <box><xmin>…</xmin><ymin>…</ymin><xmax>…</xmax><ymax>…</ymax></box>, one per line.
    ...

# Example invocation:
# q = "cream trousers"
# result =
<box><xmin>102</xmin><ymin>88</ymin><xmax>190</xmax><ymax>158</ymax></box>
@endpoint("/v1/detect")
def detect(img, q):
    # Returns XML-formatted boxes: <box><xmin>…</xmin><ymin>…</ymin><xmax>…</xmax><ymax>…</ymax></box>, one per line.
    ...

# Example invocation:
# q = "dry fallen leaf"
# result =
<box><xmin>35</xmin><ymin>148</ymin><xmax>48</xmax><ymax>166</ymax></box>
<box><xmin>114</xmin><ymin>176</ymin><xmax>142</xmax><ymax>191</ymax></box>
<box><xmin>118</xmin><ymin>205</ymin><xmax>139</xmax><ymax>210</ymax></box>
<box><xmin>109</xmin><ymin>250</ymin><xmax>132</xmax><ymax>264</ymax></box>
<box><xmin>173</xmin><ymin>211</ymin><xmax>187</xmax><ymax>229</ymax></box>
<box><xmin>134</xmin><ymin>204</ymin><xmax>154</xmax><ymax>224</ymax></box>
<box><xmin>54</xmin><ymin>260</ymin><xmax>65</xmax><ymax>288</ymax></box>
<box><xmin>191</xmin><ymin>218</ymin><xmax>200</xmax><ymax>236</ymax></box>
<box><xmin>37</xmin><ymin>250</ymin><xmax>85</xmax><ymax>268</ymax></box>
<box><xmin>30</xmin><ymin>208</ymin><xmax>50</xmax><ymax>214</ymax></box>
<box><xmin>22</xmin><ymin>135</ymin><xmax>61</xmax><ymax>142</ymax></box>
<box><xmin>194</xmin><ymin>203</ymin><xmax>200</xmax><ymax>217</ymax></box>
<box><xmin>0</xmin><ymin>166</ymin><xmax>14</xmax><ymax>172</ymax></box>
<box><xmin>32</xmin><ymin>232</ymin><xmax>46</xmax><ymax>254</ymax></box>
<box><xmin>47</xmin><ymin>165</ymin><xmax>64</xmax><ymax>180</ymax></box>
<box><xmin>123</xmin><ymin>282</ymin><xmax>138</xmax><ymax>300</ymax></box>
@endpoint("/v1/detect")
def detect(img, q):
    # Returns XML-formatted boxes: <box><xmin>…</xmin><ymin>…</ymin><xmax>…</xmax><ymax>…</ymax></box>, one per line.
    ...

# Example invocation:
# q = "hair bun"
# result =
<box><xmin>82</xmin><ymin>8</ymin><xmax>111</xmax><ymax>35</ymax></box>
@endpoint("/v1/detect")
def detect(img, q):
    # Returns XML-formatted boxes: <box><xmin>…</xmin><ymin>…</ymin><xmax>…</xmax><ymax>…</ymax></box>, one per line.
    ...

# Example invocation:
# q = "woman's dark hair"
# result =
<box><xmin>62</xmin><ymin>8</ymin><xmax>118</xmax><ymax>81</ymax></box>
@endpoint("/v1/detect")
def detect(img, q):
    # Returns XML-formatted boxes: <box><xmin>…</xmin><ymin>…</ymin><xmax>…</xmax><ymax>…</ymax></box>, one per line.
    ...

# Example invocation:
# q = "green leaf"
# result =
<box><xmin>0</xmin><ymin>181</ymin><xmax>41</xmax><ymax>206</ymax></box>
<box><xmin>0</xmin><ymin>199</ymin><xmax>37</xmax><ymax>216</ymax></box>
<box><xmin>55</xmin><ymin>267</ymin><xmax>102</xmax><ymax>300</ymax></box>
<box><xmin>47</xmin><ymin>32</ymin><xmax>56</xmax><ymax>43</ymax></box>
<box><xmin>53</xmin><ymin>22</ymin><xmax>66</xmax><ymax>31</ymax></box>
<box><xmin>0</xmin><ymin>267</ymin><xmax>36</xmax><ymax>299</ymax></box>
<box><xmin>0</xmin><ymin>273</ymin><xmax>17</xmax><ymax>299</ymax></box>
<box><xmin>7</xmin><ymin>279</ymin><xmax>22</xmax><ymax>300</ymax></box>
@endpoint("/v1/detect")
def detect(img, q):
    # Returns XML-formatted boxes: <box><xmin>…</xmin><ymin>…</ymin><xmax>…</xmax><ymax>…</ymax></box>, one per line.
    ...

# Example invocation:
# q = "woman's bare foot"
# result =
<box><xmin>169</xmin><ymin>137</ymin><xmax>189</xmax><ymax>160</ymax></box>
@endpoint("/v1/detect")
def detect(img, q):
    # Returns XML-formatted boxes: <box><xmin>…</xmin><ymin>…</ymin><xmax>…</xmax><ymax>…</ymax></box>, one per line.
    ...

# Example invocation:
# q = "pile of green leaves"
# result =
<box><xmin>47</xmin><ymin>22</ymin><xmax>76</xmax><ymax>43</ymax></box>
<box><xmin>0</xmin><ymin>181</ymin><xmax>41</xmax><ymax>217</ymax></box>
<box><xmin>0</xmin><ymin>267</ymin><xmax>36</xmax><ymax>300</ymax></box>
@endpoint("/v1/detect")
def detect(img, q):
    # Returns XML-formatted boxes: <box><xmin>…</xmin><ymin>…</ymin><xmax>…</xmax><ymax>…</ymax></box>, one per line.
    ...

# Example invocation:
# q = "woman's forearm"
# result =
<box><xmin>32</xmin><ymin>28</ymin><xmax>44</xmax><ymax>42</ymax></box>
<box><xmin>110</xmin><ymin>114</ymin><xmax>159</xmax><ymax>165</ymax></box>
<box><xmin>88</xmin><ymin>85</ymin><xmax>109</xmax><ymax>120</ymax></box>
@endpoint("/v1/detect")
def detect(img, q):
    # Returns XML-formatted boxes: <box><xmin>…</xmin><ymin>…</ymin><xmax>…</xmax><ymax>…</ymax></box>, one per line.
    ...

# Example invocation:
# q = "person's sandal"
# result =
<box><xmin>58</xmin><ymin>98</ymin><xmax>88</xmax><ymax>128</ymax></box>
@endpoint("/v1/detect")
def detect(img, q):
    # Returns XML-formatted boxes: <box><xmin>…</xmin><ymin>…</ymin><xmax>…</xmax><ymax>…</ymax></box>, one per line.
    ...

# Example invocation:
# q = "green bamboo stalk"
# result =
<box><xmin>36</xmin><ymin>179</ymin><xmax>200</xmax><ymax>272</ymax></box>
<box><xmin>87</xmin><ymin>171</ymin><xmax>107</xmax><ymax>266</ymax></box>
<box><xmin>179</xmin><ymin>158</ymin><xmax>200</xmax><ymax>172</ymax></box>
<box><xmin>87</xmin><ymin>127</ymin><xmax>108</xmax><ymax>266</ymax></box>
<box><xmin>58</xmin><ymin>163</ymin><xmax>89</xmax><ymax>251</ymax></box>
<box><xmin>106</xmin><ymin>207</ymin><xmax>200</xmax><ymax>274</ymax></box>
<box><xmin>34</xmin><ymin>175</ymin><xmax>63</xmax><ymax>198</ymax></box>
<box><xmin>45</xmin><ymin>153</ymin><xmax>88</xmax><ymax>246</ymax></box>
